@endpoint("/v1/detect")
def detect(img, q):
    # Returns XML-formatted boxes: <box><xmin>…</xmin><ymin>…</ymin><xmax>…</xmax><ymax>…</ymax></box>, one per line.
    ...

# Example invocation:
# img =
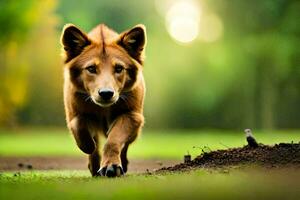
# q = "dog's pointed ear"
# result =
<box><xmin>117</xmin><ymin>24</ymin><xmax>147</xmax><ymax>64</ymax></box>
<box><xmin>60</xmin><ymin>24</ymin><xmax>91</xmax><ymax>62</ymax></box>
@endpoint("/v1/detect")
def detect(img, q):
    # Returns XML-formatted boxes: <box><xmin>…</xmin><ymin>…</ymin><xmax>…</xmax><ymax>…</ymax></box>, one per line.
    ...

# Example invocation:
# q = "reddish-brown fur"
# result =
<box><xmin>60</xmin><ymin>23</ymin><xmax>146</xmax><ymax>177</ymax></box>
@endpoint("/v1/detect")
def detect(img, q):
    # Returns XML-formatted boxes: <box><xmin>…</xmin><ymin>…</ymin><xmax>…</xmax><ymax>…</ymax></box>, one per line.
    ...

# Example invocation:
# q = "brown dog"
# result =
<box><xmin>60</xmin><ymin>23</ymin><xmax>146</xmax><ymax>177</ymax></box>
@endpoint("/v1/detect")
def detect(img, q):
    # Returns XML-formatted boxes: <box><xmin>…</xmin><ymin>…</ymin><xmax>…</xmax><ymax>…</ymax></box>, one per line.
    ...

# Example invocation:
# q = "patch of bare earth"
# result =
<box><xmin>0</xmin><ymin>157</ymin><xmax>179</xmax><ymax>173</ymax></box>
<box><xmin>158</xmin><ymin>142</ymin><xmax>300</xmax><ymax>173</ymax></box>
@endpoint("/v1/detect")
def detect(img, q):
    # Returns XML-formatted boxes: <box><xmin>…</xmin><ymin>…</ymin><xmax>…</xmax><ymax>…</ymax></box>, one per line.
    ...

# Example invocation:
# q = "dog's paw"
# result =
<box><xmin>97</xmin><ymin>164</ymin><xmax>124</xmax><ymax>177</ymax></box>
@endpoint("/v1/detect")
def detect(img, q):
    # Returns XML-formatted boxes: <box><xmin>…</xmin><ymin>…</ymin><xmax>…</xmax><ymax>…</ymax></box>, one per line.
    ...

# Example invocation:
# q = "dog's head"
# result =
<box><xmin>61</xmin><ymin>24</ymin><xmax>146</xmax><ymax>107</ymax></box>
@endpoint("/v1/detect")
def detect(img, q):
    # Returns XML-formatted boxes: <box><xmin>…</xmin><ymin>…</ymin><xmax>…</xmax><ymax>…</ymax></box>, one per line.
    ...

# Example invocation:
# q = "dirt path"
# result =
<box><xmin>0</xmin><ymin>156</ymin><xmax>180</xmax><ymax>173</ymax></box>
<box><xmin>159</xmin><ymin>143</ymin><xmax>300</xmax><ymax>172</ymax></box>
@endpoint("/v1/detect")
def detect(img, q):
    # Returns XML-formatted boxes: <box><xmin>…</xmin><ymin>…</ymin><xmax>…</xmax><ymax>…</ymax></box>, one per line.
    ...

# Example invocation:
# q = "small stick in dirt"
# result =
<box><xmin>203</xmin><ymin>146</ymin><xmax>212</xmax><ymax>152</ymax></box>
<box><xmin>27</xmin><ymin>164</ymin><xmax>33</xmax><ymax>170</ymax></box>
<box><xmin>17</xmin><ymin>163</ymin><xmax>24</xmax><ymax>168</ymax></box>
<box><xmin>245</xmin><ymin>129</ymin><xmax>258</xmax><ymax>148</ymax></box>
<box><xmin>193</xmin><ymin>146</ymin><xmax>210</xmax><ymax>154</ymax></box>
<box><xmin>184</xmin><ymin>151</ymin><xmax>191</xmax><ymax>163</ymax></box>
<box><xmin>219</xmin><ymin>142</ymin><xmax>230</xmax><ymax>149</ymax></box>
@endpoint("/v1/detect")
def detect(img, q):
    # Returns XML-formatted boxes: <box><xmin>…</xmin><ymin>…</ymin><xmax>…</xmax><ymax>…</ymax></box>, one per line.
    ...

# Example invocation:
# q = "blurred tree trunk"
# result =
<box><xmin>258</xmin><ymin>60</ymin><xmax>276</xmax><ymax>130</ymax></box>
<box><xmin>242</xmin><ymin>66</ymin><xmax>257</xmax><ymax>129</ymax></box>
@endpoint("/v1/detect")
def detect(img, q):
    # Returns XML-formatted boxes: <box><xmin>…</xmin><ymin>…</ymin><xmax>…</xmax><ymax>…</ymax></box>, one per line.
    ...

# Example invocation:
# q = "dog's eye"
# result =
<box><xmin>85</xmin><ymin>65</ymin><xmax>97</xmax><ymax>74</ymax></box>
<box><xmin>115</xmin><ymin>64</ymin><xmax>124</xmax><ymax>74</ymax></box>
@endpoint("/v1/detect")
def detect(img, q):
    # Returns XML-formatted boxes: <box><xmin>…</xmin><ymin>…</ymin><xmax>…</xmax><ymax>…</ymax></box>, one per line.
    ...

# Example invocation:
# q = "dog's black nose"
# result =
<box><xmin>98</xmin><ymin>89</ymin><xmax>114</xmax><ymax>101</ymax></box>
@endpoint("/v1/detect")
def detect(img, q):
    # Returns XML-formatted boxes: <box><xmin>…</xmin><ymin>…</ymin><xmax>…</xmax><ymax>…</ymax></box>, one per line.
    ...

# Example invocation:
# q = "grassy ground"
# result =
<box><xmin>1</xmin><ymin>168</ymin><xmax>300</xmax><ymax>200</ymax></box>
<box><xmin>0</xmin><ymin>129</ymin><xmax>299</xmax><ymax>199</ymax></box>
<box><xmin>0</xmin><ymin>129</ymin><xmax>299</xmax><ymax>159</ymax></box>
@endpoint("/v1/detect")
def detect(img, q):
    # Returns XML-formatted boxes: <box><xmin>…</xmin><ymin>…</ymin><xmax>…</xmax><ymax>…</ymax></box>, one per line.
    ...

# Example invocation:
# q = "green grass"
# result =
<box><xmin>0</xmin><ymin>129</ymin><xmax>299</xmax><ymax>159</ymax></box>
<box><xmin>1</xmin><ymin>168</ymin><xmax>300</xmax><ymax>200</ymax></box>
<box><xmin>1</xmin><ymin>129</ymin><xmax>300</xmax><ymax>199</ymax></box>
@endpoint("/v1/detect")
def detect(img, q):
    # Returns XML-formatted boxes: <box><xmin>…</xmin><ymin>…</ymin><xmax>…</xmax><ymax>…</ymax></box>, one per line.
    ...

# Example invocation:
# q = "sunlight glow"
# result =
<box><xmin>199</xmin><ymin>14</ymin><xmax>223</xmax><ymax>42</ymax></box>
<box><xmin>166</xmin><ymin>0</ymin><xmax>201</xmax><ymax>44</ymax></box>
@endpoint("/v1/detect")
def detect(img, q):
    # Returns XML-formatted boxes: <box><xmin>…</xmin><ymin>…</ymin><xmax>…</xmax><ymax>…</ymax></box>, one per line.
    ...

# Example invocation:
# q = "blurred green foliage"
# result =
<box><xmin>0</xmin><ymin>0</ymin><xmax>61</xmax><ymax>126</ymax></box>
<box><xmin>0</xmin><ymin>0</ymin><xmax>299</xmax><ymax>129</ymax></box>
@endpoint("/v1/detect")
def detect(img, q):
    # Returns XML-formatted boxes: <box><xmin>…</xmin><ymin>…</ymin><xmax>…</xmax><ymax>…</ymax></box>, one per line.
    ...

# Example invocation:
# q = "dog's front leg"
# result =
<box><xmin>69</xmin><ymin>116</ymin><xmax>100</xmax><ymax>176</ymax></box>
<box><xmin>98</xmin><ymin>112</ymin><xmax>144</xmax><ymax>177</ymax></box>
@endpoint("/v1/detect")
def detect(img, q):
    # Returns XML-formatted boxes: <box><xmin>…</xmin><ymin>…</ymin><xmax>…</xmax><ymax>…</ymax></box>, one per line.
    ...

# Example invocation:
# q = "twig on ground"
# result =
<box><xmin>193</xmin><ymin>146</ymin><xmax>212</xmax><ymax>154</ymax></box>
<box><xmin>219</xmin><ymin>142</ymin><xmax>230</xmax><ymax>149</ymax></box>
<box><xmin>184</xmin><ymin>151</ymin><xmax>191</xmax><ymax>163</ymax></box>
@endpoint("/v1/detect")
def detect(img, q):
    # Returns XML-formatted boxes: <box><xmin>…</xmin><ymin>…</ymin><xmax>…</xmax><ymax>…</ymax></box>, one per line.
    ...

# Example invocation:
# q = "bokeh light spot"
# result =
<box><xmin>199</xmin><ymin>14</ymin><xmax>223</xmax><ymax>42</ymax></box>
<box><xmin>166</xmin><ymin>0</ymin><xmax>201</xmax><ymax>44</ymax></box>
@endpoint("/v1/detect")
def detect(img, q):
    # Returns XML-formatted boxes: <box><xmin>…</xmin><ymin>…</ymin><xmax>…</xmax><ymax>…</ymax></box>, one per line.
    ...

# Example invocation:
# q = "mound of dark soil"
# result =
<box><xmin>158</xmin><ymin>142</ymin><xmax>300</xmax><ymax>172</ymax></box>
